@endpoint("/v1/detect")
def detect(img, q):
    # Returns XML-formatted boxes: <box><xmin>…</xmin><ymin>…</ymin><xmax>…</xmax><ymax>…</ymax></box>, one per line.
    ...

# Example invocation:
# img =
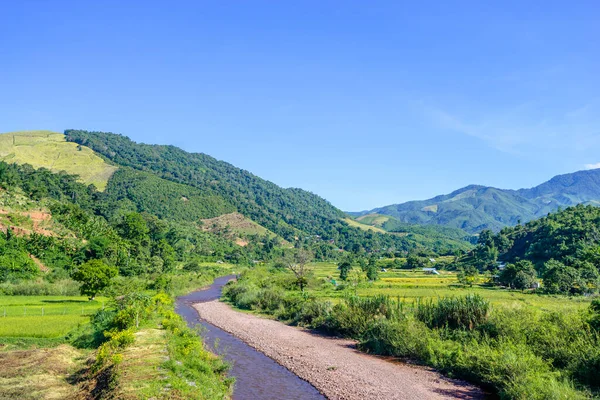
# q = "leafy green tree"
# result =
<box><xmin>366</xmin><ymin>262</ymin><xmax>379</xmax><ymax>281</ymax></box>
<box><xmin>118</xmin><ymin>213</ymin><xmax>149</xmax><ymax>243</ymax></box>
<box><xmin>0</xmin><ymin>249</ymin><xmax>38</xmax><ymax>282</ymax></box>
<box><xmin>499</xmin><ymin>260</ymin><xmax>536</xmax><ymax>290</ymax></box>
<box><xmin>71</xmin><ymin>259</ymin><xmax>118</xmax><ymax>300</ymax></box>
<box><xmin>457</xmin><ymin>265</ymin><xmax>478</xmax><ymax>287</ymax></box>
<box><xmin>405</xmin><ymin>254</ymin><xmax>429</xmax><ymax>269</ymax></box>
<box><xmin>579</xmin><ymin>262</ymin><xmax>600</xmax><ymax>293</ymax></box>
<box><xmin>84</xmin><ymin>236</ymin><xmax>112</xmax><ymax>260</ymax></box>
<box><xmin>338</xmin><ymin>260</ymin><xmax>352</xmax><ymax>281</ymax></box>
<box><xmin>543</xmin><ymin>260</ymin><xmax>584</xmax><ymax>294</ymax></box>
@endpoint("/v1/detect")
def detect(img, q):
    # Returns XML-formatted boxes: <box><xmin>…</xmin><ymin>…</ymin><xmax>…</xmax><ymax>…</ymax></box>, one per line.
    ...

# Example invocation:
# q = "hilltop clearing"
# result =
<box><xmin>0</xmin><ymin>131</ymin><xmax>117</xmax><ymax>191</ymax></box>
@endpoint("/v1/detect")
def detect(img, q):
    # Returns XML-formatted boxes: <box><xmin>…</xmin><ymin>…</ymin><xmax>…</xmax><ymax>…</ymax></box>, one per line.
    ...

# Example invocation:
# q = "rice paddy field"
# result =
<box><xmin>310</xmin><ymin>262</ymin><xmax>592</xmax><ymax>313</ymax></box>
<box><xmin>0</xmin><ymin>296</ymin><xmax>105</xmax><ymax>338</ymax></box>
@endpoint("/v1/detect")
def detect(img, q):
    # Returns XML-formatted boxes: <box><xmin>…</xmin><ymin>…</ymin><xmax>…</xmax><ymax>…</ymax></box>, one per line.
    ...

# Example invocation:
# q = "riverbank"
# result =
<box><xmin>194</xmin><ymin>300</ymin><xmax>485</xmax><ymax>400</ymax></box>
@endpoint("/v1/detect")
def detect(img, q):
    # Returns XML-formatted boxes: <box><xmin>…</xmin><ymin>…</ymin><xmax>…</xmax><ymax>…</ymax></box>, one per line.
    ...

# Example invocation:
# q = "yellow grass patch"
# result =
<box><xmin>343</xmin><ymin>217</ymin><xmax>387</xmax><ymax>233</ymax></box>
<box><xmin>0</xmin><ymin>131</ymin><xmax>117</xmax><ymax>191</ymax></box>
<box><xmin>0</xmin><ymin>344</ymin><xmax>85</xmax><ymax>399</ymax></box>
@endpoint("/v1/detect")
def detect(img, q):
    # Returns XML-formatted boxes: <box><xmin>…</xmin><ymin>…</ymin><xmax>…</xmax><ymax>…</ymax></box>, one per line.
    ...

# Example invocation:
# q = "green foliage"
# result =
<box><xmin>0</xmin><ymin>248</ymin><xmax>38</xmax><ymax>283</ymax></box>
<box><xmin>225</xmin><ymin>267</ymin><xmax>596</xmax><ymax>398</ymax></box>
<box><xmin>543</xmin><ymin>260</ymin><xmax>586</xmax><ymax>295</ymax></box>
<box><xmin>457</xmin><ymin>265</ymin><xmax>478</xmax><ymax>286</ymax></box>
<box><xmin>338</xmin><ymin>260</ymin><xmax>351</xmax><ymax>281</ymax></box>
<box><xmin>499</xmin><ymin>260</ymin><xmax>537</xmax><ymax>290</ymax></box>
<box><xmin>71</xmin><ymin>259</ymin><xmax>118</xmax><ymax>299</ymax></box>
<box><xmin>480</xmin><ymin>205</ymin><xmax>600</xmax><ymax>295</ymax></box>
<box><xmin>103</xmin><ymin>168</ymin><xmax>236</xmax><ymax>221</ymax></box>
<box><xmin>405</xmin><ymin>254</ymin><xmax>431</xmax><ymax>269</ymax></box>
<box><xmin>365</xmin><ymin>261</ymin><xmax>379</xmax><ymax>281</ymax></box>
<box><xmin>64</xmin><ymin>129</ymin><xmax>467</xmax><ymax>255</ymax></box>
<box><xmin>117</xmin><ymin>212</ymin><xmax>149</xmax><ymax>243</ymax></box>
<box><xmin>414</xmin><ymin>294</ymin><xmax>490</xmax><ymax>330</ymax></box>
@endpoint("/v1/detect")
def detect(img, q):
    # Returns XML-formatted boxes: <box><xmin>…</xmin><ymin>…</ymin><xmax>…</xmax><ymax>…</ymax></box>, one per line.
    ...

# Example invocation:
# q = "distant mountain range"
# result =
<box><xmin>350</xmin><ymin>169</ymin><xmax>600</xmax><ymax>234</ymax></box>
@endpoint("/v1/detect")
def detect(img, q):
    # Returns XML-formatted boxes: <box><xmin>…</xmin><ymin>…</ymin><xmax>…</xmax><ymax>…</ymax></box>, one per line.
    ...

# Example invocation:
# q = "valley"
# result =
<box><xmin>0</xmin><ymin>129</ymin><xmax>598</xmax><ymax>400</ymax></box>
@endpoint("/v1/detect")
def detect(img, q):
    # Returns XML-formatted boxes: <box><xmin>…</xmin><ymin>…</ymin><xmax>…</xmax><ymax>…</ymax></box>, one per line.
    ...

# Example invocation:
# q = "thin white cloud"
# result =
<box><xmin>584</xmin><ymin>162</ymin><xmax>600</xmax><ymax>170</ymax></box>
<box><xmin>422</xmin><ymin>101</ymin><xmax>600</xmax><ymax>157</ymax></box>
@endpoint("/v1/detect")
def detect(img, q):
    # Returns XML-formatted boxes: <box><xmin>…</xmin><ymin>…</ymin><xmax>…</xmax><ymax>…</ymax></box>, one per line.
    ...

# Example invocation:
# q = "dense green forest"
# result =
<box><xmin>461</xmin><ymin>205</ymin><xmax>600</xmax><ymax>294</ymax></box>
<box><xmin>64</xmin><ymin>129</ymin><xmax>469</xmax><ymax>254</ymax></box>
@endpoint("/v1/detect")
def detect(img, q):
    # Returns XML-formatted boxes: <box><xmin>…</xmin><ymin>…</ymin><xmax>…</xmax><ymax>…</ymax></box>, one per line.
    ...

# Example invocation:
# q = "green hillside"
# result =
<box><xmin>360</xmin><ymin>169</ymin><xmax>600</xmax><ymax>234</ymax></box>
<box><xmin>350</xmin><ymin>213</ymin><xmax>475</xmax><ymax>248</ymax></box>
<box><xmin>64</xmin><ymin>129</ymin><xmax>471</xmax><ymax>254</ymax></box>
<box><xmin>343</xmin><ymin>217</ymin><xmax>387</xmax><ymax>233</ymax></box>
<box><xmin>0</xmin><ymin>131</ymin><xmax>117</xmax><ymax>190</ymax></box>
<box><xmin>100</xmin><ymin>167</ymin><xmax>236</xmax><ymax>221</ymax></box>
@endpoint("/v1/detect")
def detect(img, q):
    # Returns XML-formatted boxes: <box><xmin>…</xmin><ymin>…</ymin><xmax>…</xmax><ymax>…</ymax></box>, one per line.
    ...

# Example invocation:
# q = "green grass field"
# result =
<box><xmin>309</xmin><ymin>262</ymin><xmax>591</xmax><ymax>312</ymax></box>
<box><xmin>0</xmin><ymin>131</ymin><xmax>117</xmax><ymax>191</ymax></box>
<box><xmin>0</xmin><ymin>296</ymin><xmax>105</xmax><ymax>338</ymax></box>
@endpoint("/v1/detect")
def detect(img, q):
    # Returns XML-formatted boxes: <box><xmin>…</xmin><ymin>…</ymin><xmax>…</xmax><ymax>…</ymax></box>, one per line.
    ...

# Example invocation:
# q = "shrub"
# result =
<box><xmin>0</xmin><ymin>279</ymin><xmax>80</xmax><ymax>295</ymax></box>
<box><xmin>294</xmin><ymin>300</ymin><xmax>332</xmax><ymax>327</ymax></box>
<box><xmin>254</xmin><ymin>287</ymin><xmax>285</xmax><ymax>312</ymax></box>
<box><xmin>415</xmin><ymin>294</ymin><xmax>490</xmax><ymax>330</ymax></box>
<box><xmin>359</xmin><ymin>318</ymin><xmax>430</xmax><ymax>357</ymax></box>
<box><xmin>328</xmin><ymin>295</ymin><xmax>403</xmax><ymax>337</ymax></box>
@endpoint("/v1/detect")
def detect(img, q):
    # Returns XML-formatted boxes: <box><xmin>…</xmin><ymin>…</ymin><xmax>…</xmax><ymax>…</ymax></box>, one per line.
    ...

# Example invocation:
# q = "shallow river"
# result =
<box><xmin>175</xmin><ymin>275</ymin><xmax>325</xmax><ymax>400</ymax></box>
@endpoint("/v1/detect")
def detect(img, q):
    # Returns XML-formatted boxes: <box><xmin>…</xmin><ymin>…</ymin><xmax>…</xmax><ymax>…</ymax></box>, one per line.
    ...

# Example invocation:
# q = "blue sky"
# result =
<box><xmin>1</xmin><ymin>1</ymin><xmax>599</xmax><ymax>211</ymax></box>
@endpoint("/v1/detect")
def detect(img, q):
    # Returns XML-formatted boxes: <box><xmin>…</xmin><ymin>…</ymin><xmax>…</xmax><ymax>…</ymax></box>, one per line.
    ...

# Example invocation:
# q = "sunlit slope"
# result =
<box><xmin>343</xmin><ymin>217</ymin><xmax>387</xmax><ymax>233</ymax></box>
<box><xmin>0</xmin><ymin>131</ymin><xmax>117</xmax><ymax>190</ymax></box>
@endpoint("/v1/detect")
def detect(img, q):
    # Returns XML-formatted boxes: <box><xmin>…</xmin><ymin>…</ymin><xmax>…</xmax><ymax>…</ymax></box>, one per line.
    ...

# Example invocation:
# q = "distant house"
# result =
<box><xmin>497</xmin><ymin>262</ymin><xmax>506</xmax><ymax>270</ymax></box>
<box><xmin>429</xmin><ymin>258</ymin><xmax>436</xmax><ymax>263</ymax></box>
<box><xmin>423</xmin><ymin>267</ymin><xmax>440</xmax><ymax>275</ymax></box>
<box><xmin>531</xmin><ymin>281</ymin><xmax>541</xmax><ymax>289</ymax></box>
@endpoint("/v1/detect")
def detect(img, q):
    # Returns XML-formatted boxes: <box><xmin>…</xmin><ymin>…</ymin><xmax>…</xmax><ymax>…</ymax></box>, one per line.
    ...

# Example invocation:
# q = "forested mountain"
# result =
<box><xmin>63</xmin><ymin>129</ymin><xmax>470</xmax><ymax>254</ymax></box>
<box><xmin>351</xmin><ymin>213</ymin><xmax>476</xmax><ymax>243</ymax></box>
<box><xmin>355</xmin><ymin>169</ymin><xmax>600</xmax><ymax>234</ymax></box>
<box><xmin>467</xmin><ymin>204</ymin><xmax>600</xmax><ymax>294</ymax></box>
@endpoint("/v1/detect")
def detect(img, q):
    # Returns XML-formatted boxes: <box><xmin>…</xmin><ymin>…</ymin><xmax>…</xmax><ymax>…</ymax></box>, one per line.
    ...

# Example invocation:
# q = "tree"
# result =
<box><xmin>405</xmin><ymin>254</ymin><xmax>429</xmax><ymax>269</ymax></box>
<box><xmin>499</xmin><ymin>260</ymin><xmax>536</xmax><ymax>290</ymax></box>
<box><xmin>543</xmin><ymin>260</ymin><xmax>584</xmax><ymax>294</ymax></box>
<box><xmin>283</xmin><ymin>249</ymin><xmax>313</xmax><ymax>292</ymax></box>
<box><xmin>117</xmin><ymin>213</ymin><xmax>149</xmax><ymax>243</ymax></box>
<box><xmin>0</xmin><ymin>249</ymin><xmax>38</xmax><ymax>283</ymax></box>
<box><xmin>579</xmin><ymin>262</ymin><xmax>600</xmax><ymax>293</ymax></box>
<box><xmin>347</xmin><ymin>269</ymin><xmax>367</xmax><ymax>293</ymax></box>
<box><xmin>338</xmin><ymin>260</ymin><xmax>352</xmax><ymax>281</ymax></box>
<box><xmin>71</xmin><ymin>259</ymin><xmax>118</xmax><ymax>300</ymax></box>
<box><xmin>457</xmin><ymin>265</ymin><xmax>478</xmax><ymax>287</ymax></box>
<box><xmin>365</xmin><ymin>257</ymin><xmax>379</xmax><ymax>281</ymax></box>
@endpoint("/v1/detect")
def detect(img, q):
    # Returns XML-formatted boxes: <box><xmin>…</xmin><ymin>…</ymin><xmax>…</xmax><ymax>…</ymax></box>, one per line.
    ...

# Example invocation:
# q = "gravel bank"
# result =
<box><xmin>194</xmin><ymin>300</ymin><xmax>485</xmax><ymax>400</ymax></box>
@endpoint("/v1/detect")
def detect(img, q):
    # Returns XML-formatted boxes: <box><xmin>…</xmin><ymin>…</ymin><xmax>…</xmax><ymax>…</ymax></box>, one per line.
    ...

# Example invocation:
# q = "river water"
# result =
<box><xmin>175</xmin><ymin>275</ymin><xmax>325</xmax><ymax>400</ymax></box>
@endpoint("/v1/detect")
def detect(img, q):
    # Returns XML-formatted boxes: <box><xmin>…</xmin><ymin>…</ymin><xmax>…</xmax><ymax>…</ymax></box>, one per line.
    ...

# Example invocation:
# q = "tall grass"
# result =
<box><xmin>0</xmin><ymin>279</ymin><xmax>80</xmax><ymax>296</ymax></box>
<box><xmin>415</xmin><ymin>294</ymin><xmax>490</xmax><ymax>330</ymax></box>
<box><xmin>224</xmin><ymin>267</ymin><xmax>598</xmax><ymax>399</ymax></box>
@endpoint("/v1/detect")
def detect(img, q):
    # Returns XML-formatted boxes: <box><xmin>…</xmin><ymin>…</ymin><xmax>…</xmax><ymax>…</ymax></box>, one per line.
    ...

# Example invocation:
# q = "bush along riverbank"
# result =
<box><xmin>71</xmin><ymin>270</ymin><xmax>234</xmax><ymax>399</ymax></box>
<box><xmin>223</xmin><ymin>267</ymin><xmax>600</xmax><ymax>400</ymax></box>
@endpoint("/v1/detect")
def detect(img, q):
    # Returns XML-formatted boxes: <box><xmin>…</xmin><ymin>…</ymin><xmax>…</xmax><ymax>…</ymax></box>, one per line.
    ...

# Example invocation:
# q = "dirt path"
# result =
<box><xmin>194</xmin><ymin>301</ymin><xmax>485</xmax><ymax>400</ymax></box>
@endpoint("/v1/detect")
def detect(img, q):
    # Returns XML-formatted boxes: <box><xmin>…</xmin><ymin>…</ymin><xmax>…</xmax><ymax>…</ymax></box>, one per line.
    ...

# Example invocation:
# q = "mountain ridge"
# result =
<box><xmin>355</xmin><ymin>169</ymin><xmax>600</xmax><ymax>234</ymax></box>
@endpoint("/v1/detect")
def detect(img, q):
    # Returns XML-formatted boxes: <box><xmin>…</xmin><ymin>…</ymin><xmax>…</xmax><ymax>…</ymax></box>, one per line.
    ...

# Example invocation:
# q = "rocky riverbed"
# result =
<box><xmin>194</xmin><ymin>300</ymin><xmax>485</xmax><ymax>400</ymax></box>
